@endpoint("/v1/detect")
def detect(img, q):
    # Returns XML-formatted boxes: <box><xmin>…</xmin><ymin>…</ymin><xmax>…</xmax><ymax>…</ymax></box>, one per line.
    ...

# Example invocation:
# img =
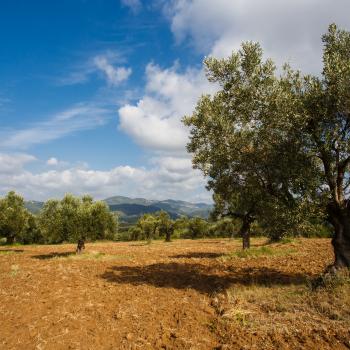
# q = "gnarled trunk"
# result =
<box><xmin>165</xmin><ymin>229</ymin><xmax>172</xmax><ymax>242</ymax></box>
<box><xmin>76</xmin><ymin>239</ymin><xmax>85</xmax><ymax>254</ymax></box>
<box><xmin>239</xmin><ymin>217</ymin><xmax>252</xmax><ymax>250</ymax></box>
<box><xmin>328</xmin><ymin>203</ymin><xmax>350</xmax><ymax>268</ymax></box>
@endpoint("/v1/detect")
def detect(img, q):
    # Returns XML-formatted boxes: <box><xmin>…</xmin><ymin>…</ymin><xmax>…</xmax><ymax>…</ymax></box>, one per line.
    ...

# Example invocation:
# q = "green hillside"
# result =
<box><xmin>25</xmin><ymin>196</ymin><xmax>213</xmax><ymax>223</ymax></box>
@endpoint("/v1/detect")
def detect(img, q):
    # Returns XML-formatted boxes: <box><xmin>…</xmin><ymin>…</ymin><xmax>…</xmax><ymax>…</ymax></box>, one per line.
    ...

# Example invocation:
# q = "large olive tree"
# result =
<box><xmin>185</xmin><ymin>24</ymin><xmax>350</xmax><ymax>266</ymax></box>
<box><xmin>184</xmin><ymin>41</ymin><xmax>317</xmax><ymax>249</ymax></box>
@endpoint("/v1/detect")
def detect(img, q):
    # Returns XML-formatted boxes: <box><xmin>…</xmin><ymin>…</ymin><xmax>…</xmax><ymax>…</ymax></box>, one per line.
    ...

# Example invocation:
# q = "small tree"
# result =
<box><xmin>0</xmin><ymin>191</ymin><xmax>31</xmax><ymax>244</ymax></box>
<box><xmin>187</xmin><ymin>217</ymin><xmax>208</xmax><ymax>239</ymax></box>
<box><xmin>137</xmin><ymin>213</ymin><xmax>159</xmax><ymax>242</ymax></box>
<box><xmin>38</xmin><ymin>194</ymin><xmax>118</xmax><ymax>252</ymax></box>
<box><xmin>157</xmin><ymin>211</ymin><xmax>174</xmax><ymax>242</ymax></box>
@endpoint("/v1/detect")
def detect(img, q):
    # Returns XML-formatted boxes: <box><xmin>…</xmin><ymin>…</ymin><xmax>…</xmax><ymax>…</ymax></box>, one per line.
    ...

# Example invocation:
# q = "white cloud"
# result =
<box><xmin>0</xmin><ymin>104</ymin><xmax>109</xmax><ymax>149</ymax></box>
<box><xmin>0</xmin><ymin>154</ymin><xmax>209</xmax><ymax>202</ymax></box>
<box><xmin>47</xmin><ymin>157</ymin><xmax>59</xmax><ymax>166</ymax></box>
<box><xmin>94</xmin><ymin>56</ymin><xmax>132</xmax><ymax>86</ymax></box>
<box><xmin>164</xmin><ymin>0</ymin><xmax>350</xmax><ymax>74</ymax></box>
<box><xmin>121</xmin><ymin>0</ymin><xmax>142</xmax><ymax>13</ymax></box>
<box><xmin>118</xmin><ymin>63</ymin><xmax>216</xmax><ymax>153</ymax></box>
<box><xmin>0</xmin><ymin>153</ymin><xmax>36</xmax><ymax>174</ymax></box>
<box><xmin>59</xmin><ymin>51</ymin><xmax>131</xmax><ymax>86</ymax></box>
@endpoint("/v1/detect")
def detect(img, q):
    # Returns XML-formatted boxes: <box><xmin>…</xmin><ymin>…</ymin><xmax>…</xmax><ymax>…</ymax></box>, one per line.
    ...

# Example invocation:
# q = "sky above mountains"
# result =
<box><xmin>0</xmin><ymin>0</ymin><xmax>349</xmax><ymax>202</ymax></box>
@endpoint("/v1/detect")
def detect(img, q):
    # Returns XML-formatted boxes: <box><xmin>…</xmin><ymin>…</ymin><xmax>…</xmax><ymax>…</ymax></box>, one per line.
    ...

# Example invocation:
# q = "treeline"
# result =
<box><xmin>0</xmin><ymin>191</ymin><xmax>117</xmax><ymax>245</ymax></box>
<box><xmin>0</xmin><ymin>191</ymin><xmax>331</xmax><ymax>247</ymax></box>
<box><xmin>117</xmin><ymin>212</ymin><xmax>331</xmax><ymax>242</ymax></box>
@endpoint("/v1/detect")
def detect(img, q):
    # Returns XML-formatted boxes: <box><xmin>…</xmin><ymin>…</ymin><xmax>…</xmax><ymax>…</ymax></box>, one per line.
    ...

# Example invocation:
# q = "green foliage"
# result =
<box><xmin>157</xmin><ymin>211</ymin><xmax>174</xmax><ymax>241</ymax></box>
<box><xmin>38</xmin><ymin>194</ymin><xmax>118</xmax><ymax>244</ymax></box>
<box><xmin>223</xmin><ymin>246</ymin><xmax>296</xmax><ymax>259</ymax></box>
<box><xmin>187</xmin><ymin>217</ymin><xmax>208</xmax><ymax>239</ymax></box>
<box><xmin>128</xmin><ymin>226</ymin><xmax>144</xmax><ymax>241</ymax></box>
<box><xmin>135</xmin><ymin>211</ymin><xmax>175</xmax><ymax>242</ymax></box>
<box><xmin>184</xmin><ymin>24</ymin><xmax>350</xmax><ymax>245</ymax></box>
<box><xmin>208</xmin><ymin>218</ymin><xmax>238</xmax><ymax>238</ymax></box>
<box><xmin>137</xmin><ymin>213</ymin><xmax>159</xmax><ymax>242</ymax></box>
<box><xmin>0</xmin><ymin>191</ymin><xmax>34</xmax><ymax>244</ymax></box>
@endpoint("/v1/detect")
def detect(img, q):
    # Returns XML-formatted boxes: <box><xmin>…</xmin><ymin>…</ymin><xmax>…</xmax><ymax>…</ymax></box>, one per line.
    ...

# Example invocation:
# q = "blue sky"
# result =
<box><xmin>0</xmin><ymin>0</ymin><xmax>349</xmax><ymax>201</ymax></box>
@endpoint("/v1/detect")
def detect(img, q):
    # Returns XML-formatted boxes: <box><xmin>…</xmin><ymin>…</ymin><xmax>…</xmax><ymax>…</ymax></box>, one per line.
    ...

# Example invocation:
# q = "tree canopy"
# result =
<box><xmin>38</xmin><ymin>194</ymin><xmax>118</xmax><ymax>246</ymax></box>
<box><xmin>0</xmin><ymin>191</ymin><xmax>33</xmax><ymax>244</ymax></box>
<box><xmin>184</xmin><ymin>23</ymin><xmax>350</xmax><ymax>266</ymax></box>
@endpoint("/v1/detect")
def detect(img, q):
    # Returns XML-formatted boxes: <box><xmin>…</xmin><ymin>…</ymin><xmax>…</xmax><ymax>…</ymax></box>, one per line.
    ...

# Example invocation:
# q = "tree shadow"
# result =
<box><xmin>0</xmin><ymin>249</ymin><xmax>24</xmax><ymax>253</ymax></box>
<box><xmin>171</xmin><ymin>252</ymin><xmax>224</xmax><ymax>259</ymax></box>
<box><xmin>101</xmin><ymin>262</ymin><xmax>307</xmax><ymax>295</ymax></box>
<box><xmin>32</xmin><ymin>252</ymin><xmax>74</xmax><ymax>260</ymax></box>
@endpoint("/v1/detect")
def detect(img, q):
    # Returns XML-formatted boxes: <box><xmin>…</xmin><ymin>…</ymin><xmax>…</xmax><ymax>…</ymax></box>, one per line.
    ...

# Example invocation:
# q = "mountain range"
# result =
<box><xmin>24</xmin><ymin>196</ymin><xmax>213</xmax><ymax>223</ymax></box>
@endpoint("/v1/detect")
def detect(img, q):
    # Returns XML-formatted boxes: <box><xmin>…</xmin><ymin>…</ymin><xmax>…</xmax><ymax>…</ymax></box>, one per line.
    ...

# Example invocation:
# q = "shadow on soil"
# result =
<box><xmin>32</xmin><ymin>252</ymin><xmax>74</xmax><ymax>260</ymax></box>
<box><xmin>101</xmin><ymin>262</ymin><xmax>307</xmax><ymax>295</ymax></box>
<box><xmin>171</xmin><ymin>252</ymin><xmax>224</xmax><ymax>259</ymax></box>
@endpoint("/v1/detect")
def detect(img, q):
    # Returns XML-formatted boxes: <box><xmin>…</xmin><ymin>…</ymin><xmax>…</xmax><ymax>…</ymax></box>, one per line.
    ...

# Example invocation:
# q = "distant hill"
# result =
<box><xmin>104</xmin><ymin>196</ymin><xmax>212</xmax><ymax>221</ymax></box>
<box><xmin>24</xmin><ymin>200</ymin><xmax>44</xmax><ymax>214</ymax></box>
<box><xmin>25</xmin><ymin>195</ymin><xmax>213</xmax><ymax>223</ymax></box>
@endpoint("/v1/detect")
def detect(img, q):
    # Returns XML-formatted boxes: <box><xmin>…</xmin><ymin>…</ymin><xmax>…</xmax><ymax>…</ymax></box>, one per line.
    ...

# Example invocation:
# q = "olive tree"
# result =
<box><xmin>187</xmin><ymin>217</ymin><xmax>208</xmax><ymax>239</ymax></box>
<box><xmin>137</xmin><ymin>213</ymin><xmax>159</xmax><ymax>242</ymax></box>
<box><xmin>157</xmin><ymin>211</ymin><xmax>174</xmax><ymax>242</ymax></box>
<box><xmin>184</xmin><ymin>24</ymin><xmax>350</xmax><ymax>266</ymax></box>
<box><xmin>0</xmin><ymin>191</ymin><xmax>31</xmax><ymax>244</ymax></box>
<box><xmin>184</xmin><ymin>42</ymin><xmax>316</xmax><ymax>249</ymax></box>
<box><xmin>38</xmin><ymin>194</ymin><xmax>118</xmax><ymax>252</ymax></box>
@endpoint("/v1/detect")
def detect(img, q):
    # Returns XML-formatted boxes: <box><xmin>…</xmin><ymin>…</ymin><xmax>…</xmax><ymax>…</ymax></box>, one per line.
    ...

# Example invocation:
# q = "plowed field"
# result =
<box><xmin>0</xmin><ymin>238</ymin><xmax>349</xmax><ymax>349</ymax></box>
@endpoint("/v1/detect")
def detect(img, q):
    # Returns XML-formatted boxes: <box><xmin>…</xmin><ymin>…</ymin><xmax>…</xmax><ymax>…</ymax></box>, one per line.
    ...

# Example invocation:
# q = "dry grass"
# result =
<box><xmin>221</xmin><ymin>245</ymin><xmax>297</xmax><ymax>259</ymax></box>
<box><xmin>50</xmin><ymin>251</ymin><xmax>133</xmax><ymax>261</ymax></box>
<box><xmin>212</xmin><ymin>269</ymin><xmax>350</xmax><ymax>349</ymax></box>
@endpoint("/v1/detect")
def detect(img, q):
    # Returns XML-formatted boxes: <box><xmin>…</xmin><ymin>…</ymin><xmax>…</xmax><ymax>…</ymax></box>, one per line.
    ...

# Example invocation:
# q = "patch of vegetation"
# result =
<box><xmin>10</xmin><ymin>264</ymin><xmax>19</xmax><ymax>277</ymax></box>
<box><xmin>219</xmin><ymin>279</ymin><xmax>350</xmax><ymax>334</ymax></box>
<box><xmin>54</xmin><ymin>251</ymin><xmax>132</xmax><ymax>261</ymax></box>
<box><xmin>308</xmin><ymin>269</ymin><xmax>350</xmax><ymax>291</ymax></box>
<box><xmin>0</xmin><ymin>251</ymin><xmax>13</xmax><ymax>255</ymax></box>
<box><xmin>279</xmin><ymin>237</ymin><xmax>294</xmax><ymax>245</ymax></box>
<box><xmin>222</xmin><ymin>246</ymin><xmax>296</xmax><ymax>260</ymax></box>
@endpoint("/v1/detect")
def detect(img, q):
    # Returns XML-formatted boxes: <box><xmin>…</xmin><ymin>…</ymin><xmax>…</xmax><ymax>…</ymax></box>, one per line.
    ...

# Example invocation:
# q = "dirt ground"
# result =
<box><xmin>0</xmin><ymin>238</ymin><xmax>349</xmax><ymax>350</ymax></box>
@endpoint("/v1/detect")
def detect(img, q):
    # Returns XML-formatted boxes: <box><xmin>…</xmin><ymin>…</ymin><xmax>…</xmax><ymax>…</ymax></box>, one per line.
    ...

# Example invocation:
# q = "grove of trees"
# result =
<box><xmin>0</xmin><ymin>192</ymin><xmax>118</xmax><ymax>251</ymax></box>
<box><xmin>184</xmin><ymin>24</ymin><xmax>350</xmax><ymax>268</ymax></box>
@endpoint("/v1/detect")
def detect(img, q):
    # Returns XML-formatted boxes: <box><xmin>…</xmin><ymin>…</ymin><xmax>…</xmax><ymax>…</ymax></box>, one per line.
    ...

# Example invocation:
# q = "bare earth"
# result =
<box><xmin>0</xmin><ymin>238</ymin><xmax>349</xmax><ymax>350</ymax></box>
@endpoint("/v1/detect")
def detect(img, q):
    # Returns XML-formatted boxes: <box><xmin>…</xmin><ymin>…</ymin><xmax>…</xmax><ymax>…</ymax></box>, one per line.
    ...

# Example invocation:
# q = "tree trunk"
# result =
<box><xmin>239</xmin><ymin>217</ymin><xmax>251</xmax><ymax>250</ymax></box>
<box><xmin>165</xmin><ymin>230</ymin><xmax>171</xmax><ymax>242</ymax></box>
<box><xmin>328</xmin><ymin>203</ymin><xmax>350</xmax><ymax>268</ymax></box>
<box><xmin>76</xmin><ymin>239</ymin><xmax>85</xmax><ymax>254</ymax></box>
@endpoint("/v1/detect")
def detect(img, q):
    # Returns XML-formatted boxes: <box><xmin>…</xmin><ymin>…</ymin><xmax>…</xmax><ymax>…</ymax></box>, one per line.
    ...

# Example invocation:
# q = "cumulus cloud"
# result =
<box><xmin>0</xmin><ymin>104</ymin><xmax>109</xmax><ymax>149</ymax></box>
<box><xmin>118</xmin><ymin>63</ymin><xmax>216</xmax><ymax>153</ymax></box>
<box><xmin>0</xmin><ymin>154</ymin><xmax>209</xmax><ymax>202</ymax></box>
<box><xmin>164</xmin><ymin>0</ymin><xmax>350</xmax><ymax>74</ymax></box>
